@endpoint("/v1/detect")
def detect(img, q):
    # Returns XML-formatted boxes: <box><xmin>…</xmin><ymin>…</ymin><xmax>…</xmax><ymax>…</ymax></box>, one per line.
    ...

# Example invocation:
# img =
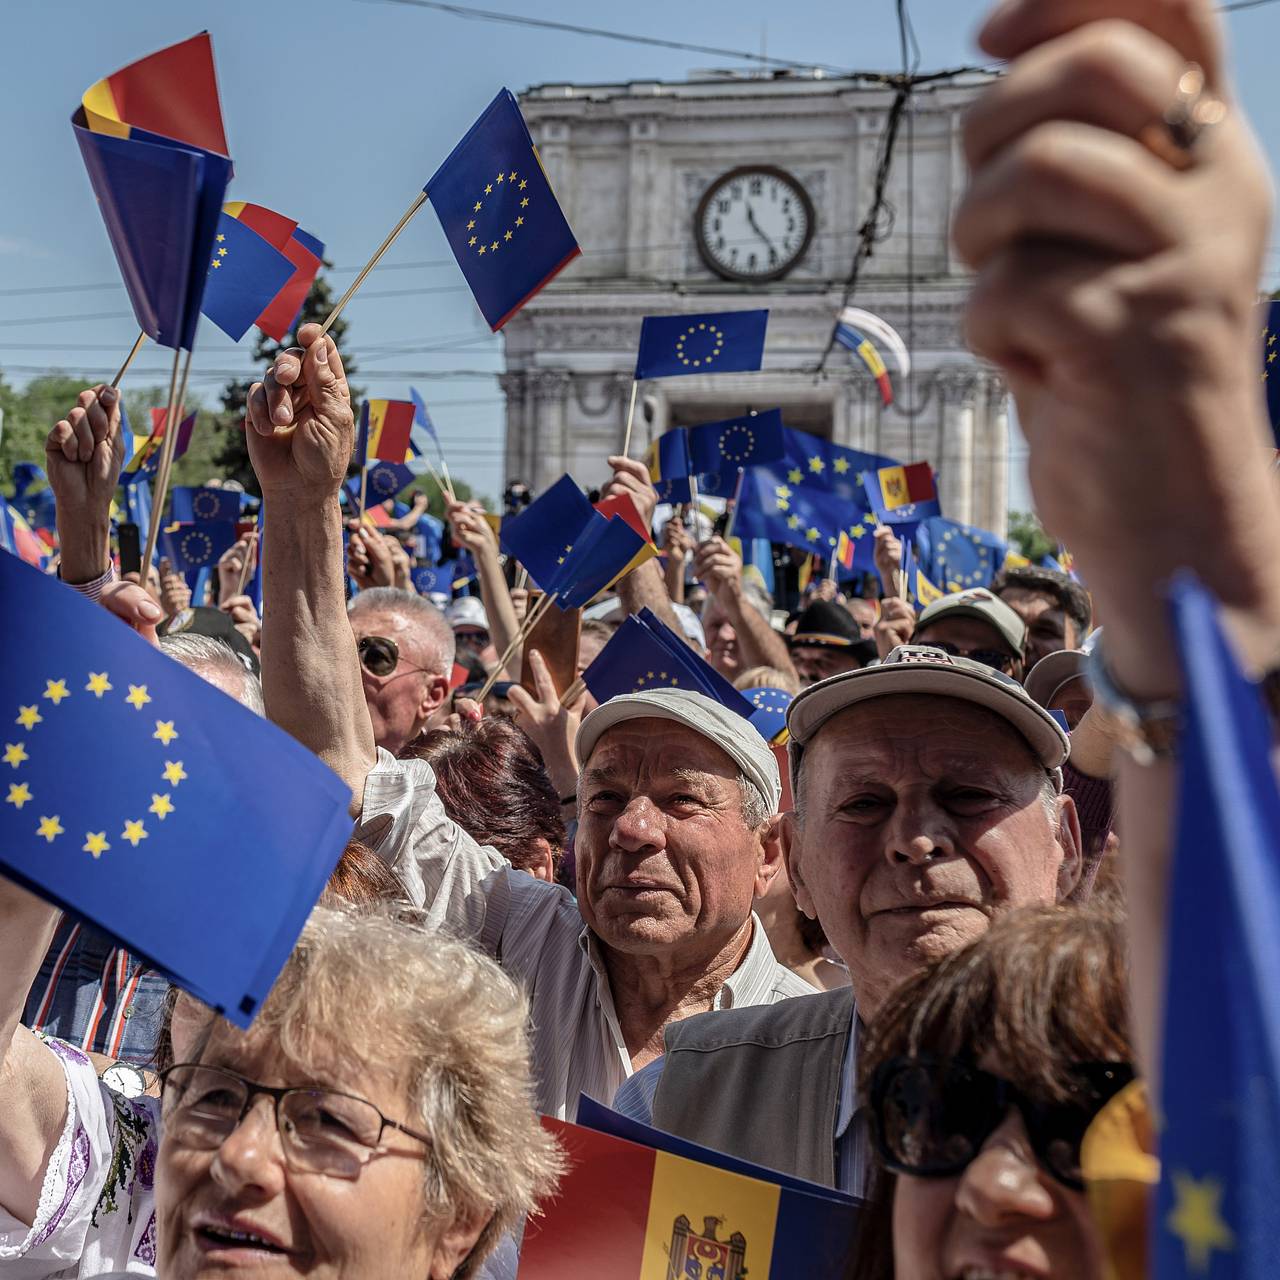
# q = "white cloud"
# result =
<box><xmin>0</xmin><ymin>235</ymin><xmax>50</xmax><ymax>258</ymax></box>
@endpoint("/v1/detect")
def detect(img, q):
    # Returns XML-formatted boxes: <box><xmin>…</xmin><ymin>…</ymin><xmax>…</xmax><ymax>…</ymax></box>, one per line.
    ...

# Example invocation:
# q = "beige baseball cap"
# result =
<box><xmin>575</xmin><ymin>687</ymin><xmax>782</xmax><ymax>812</ymax></box>
<box><xmin>915</xmin><ymin>588</ymin><xmax>1026</xmax><ymax>655</ymax></box>
<box><xmin>787</xmin><ymin>644</ymin><xmax>1070</xmax><ymax>781</ymax></box>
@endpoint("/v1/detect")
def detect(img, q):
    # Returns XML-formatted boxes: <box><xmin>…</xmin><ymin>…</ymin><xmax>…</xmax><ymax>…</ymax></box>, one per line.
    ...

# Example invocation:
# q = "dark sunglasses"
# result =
<box><xmin>869</xmin><ymin>1055</ymin><xmax>1135</xmax><ymax>1191</ymax></box>
<box><xmin>357</xmin><ymin>635</ymin><xmax>428</xmax><ymax>679</ymax></box>
<box><xmin>922</xmin><ymin>641</ymin><xmax>1017</xmax><ymax>673</ymax></box>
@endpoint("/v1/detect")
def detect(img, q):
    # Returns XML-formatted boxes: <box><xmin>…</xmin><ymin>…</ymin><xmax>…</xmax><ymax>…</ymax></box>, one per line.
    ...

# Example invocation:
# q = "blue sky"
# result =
<box><xmin>3</xmin><ymin>0</ymin><xmax>1278</xmax><ymax>504</ymax></box>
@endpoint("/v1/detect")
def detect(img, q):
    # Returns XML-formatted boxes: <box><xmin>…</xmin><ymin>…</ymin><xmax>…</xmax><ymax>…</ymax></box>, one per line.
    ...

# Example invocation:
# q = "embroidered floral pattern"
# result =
<box><xmin>92</xmin><ymin>1092</ymin><xmax>152</xmax><ymax>1227</ymax></box>
<box><xmin>30</xmin><ymin>1122</ymin><xmax>90</xmax><ymax>1246</ymax></box>
<box><xmin>133</xmin><ymin>1210</ymin><xmax>158</xmax><ymax>1264</ymax></box>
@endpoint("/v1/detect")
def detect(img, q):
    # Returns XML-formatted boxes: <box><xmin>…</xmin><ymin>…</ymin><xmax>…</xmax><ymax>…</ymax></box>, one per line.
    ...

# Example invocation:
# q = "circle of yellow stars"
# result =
<box><xmin>675</xmin><ymin>322</ymin><xmax>725</xmax><ymax>370</ymax></box>
<box><xmin>370</xmin><ymin>465</ymin><xmax>401</xmax><ymax>497</ymax></box>
<box><xmin>718</xmin><ymin>423</ymin><xmax>756</xmax><ymax>464</ymax></box>
<box><xmin>178</xmin><ymin>528</ymin><xmax>214</xmax><ymax>564</ymax></box>
<box><xmin>192</xmin><ymin>490</ymin><xmax>221</xmax><ymax>519</ymax></box>
<box><xmin>634</xmin><ymin>670</ymin><xmax>681</xmax><ymax>690</ymax></box>
<box><xmin>466</xmin><ymin>169</ymin><xmax>529</xmax><ymax>258</ymax></box>
<box><xmin>4</xmin><ymin>673</ymin><xmax>185</xmax><ymax>861</ymax></box>
<box><xmin>210</xmin><ymin>231</ymin><xmax>229</xmax><ymax>271</ymax></box>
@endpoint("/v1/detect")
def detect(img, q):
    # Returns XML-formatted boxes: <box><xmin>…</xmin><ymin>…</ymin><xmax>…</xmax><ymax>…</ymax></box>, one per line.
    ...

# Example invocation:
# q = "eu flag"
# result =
<box><xmin>688</xmin><ymin>408</ymin><xmax>786</xmax><ymax>479</ymax></box>
<box><xmin>12</xmin><ymin>463</ymin><xmax>47</xmax><ymax>503</ymax></box>
<box><xmin>170</xmin><ymin>485</ymin><xmax>242</xmax><ymax>524</ymax></box>
<box><xmin>159</xmin><ymin>520</ymin><xmax>237</xmax><ymax>572</ymax></box>
<box><xmin>1154</xmin><ymin>576</ymin><xmax>1280</xmax><ymax>1279</ymax></box>
<box><xmin>499</xmin><ymin>474</ymin><xmax>597</xmax><ymax>588</ymax></box>
<box><xmin>365</xmin><ymin>461</ymin><xmax>417</xmax><ymax>501</ymax></box>
<box><xmin>646</xmin><ymin>429</ymin><xmax>693</xmax><ymax>505</ymax></box>
<box><xmin>72</xmin><ymin>34</ymin><xmax>232</xmax><ymax>351</ymax></box>
<box><xmin>0</xmin><ymin>555</ymin><xmax>352</xmax><ymax>1025</ymax></box>
<box><xmin>916</xmin><ymin>517</ymin><xmax>1008</xmax><ymax>592</ymax></box>
<box><xmin>409</xmin><ymin>387</ymin><xmax>445</xmax><ymax>464</ymax></box>
<box><xmin>635</xmin><ymin>310</ymin><xmax>768</xmax><ymax>380</ymax></box>
<box><xmin>582</xmin><ymin>608</ymin><xmax>754</xmax><ymax>716</ymax></box>
<box><xmin>200</xmin><ymin>211</ymin><xmax>296</xmax><ymax>341</ymax></box>
<box><xmin>547</xmin><ymin>514</ymin><xmax>653</xmax><ymax>608</ymax></box>
<box><xmin>426</xmin><ymin>89</ymin><xmax>580</xmax><ymax>331</ymax></box>
<box><xmin>1261</xmin><ymin>300</ymin><xmax>1280</xmax><ymax>450</ymax></box>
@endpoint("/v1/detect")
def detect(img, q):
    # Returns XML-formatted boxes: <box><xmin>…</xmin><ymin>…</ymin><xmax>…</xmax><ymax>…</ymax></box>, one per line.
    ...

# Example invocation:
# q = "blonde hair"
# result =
<box><xmin>734</xmin><ymin>665</ymin><xmax>801</xmax><ymax>696</ymax></box>
<box><xmin>206</xmin><ymin>904</ymin><xmax>561</xmax><ymax>1276</ymax></box>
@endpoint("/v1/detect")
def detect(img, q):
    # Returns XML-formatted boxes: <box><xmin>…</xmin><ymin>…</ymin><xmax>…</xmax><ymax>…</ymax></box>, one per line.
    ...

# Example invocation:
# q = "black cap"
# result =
<box><xmin>789</xmin><ymin>599</ymin><xmax>859</xmax><ymax>649</ymax></box>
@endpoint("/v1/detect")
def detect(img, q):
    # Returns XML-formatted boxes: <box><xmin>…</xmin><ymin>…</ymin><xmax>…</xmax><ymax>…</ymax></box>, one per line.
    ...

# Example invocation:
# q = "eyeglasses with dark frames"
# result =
<box><xmin>920</xmin><ymin>640</ymin><xmax>1017</xmax><ymax>674</ymax></box>
<box><xmin>159</xmin><ymin>1062</ymin><xmax>431</xmax><ymax>1179</ymax></box>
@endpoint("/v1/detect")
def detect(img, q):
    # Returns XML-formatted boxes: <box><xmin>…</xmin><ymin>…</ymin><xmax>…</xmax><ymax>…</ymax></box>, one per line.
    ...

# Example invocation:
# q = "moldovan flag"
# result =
<box><xmin>356</xmin><ymin>400</ymin><xmax>416</xmax><ymax>465</ymax></box>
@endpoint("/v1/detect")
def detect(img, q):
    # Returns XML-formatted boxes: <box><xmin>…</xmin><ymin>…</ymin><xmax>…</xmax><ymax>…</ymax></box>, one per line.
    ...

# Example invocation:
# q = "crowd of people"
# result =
<box><xmin>3</xmin><ymin>0</ymin><xmax>1278</xmax><ymax>1273</ymax></box>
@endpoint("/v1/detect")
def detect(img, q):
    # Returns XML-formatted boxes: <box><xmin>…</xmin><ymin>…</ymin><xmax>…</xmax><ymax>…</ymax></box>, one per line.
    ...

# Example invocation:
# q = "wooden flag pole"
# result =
<box><xmin>722</xmin><ymin>467</ymin><xmax>747</xmax><ymax>544</ymax></box>
<box><xmin>319</xmin><ymin>191</ymin><xmax>429</xmax><ymax>338</ymax></box>
<box><xmin>440</xmin><ymin>458</ymin><xmax>458</xmax><ymax>504</ymax></box>
<box><xmin>689</xmin><ymin>475</ymin><xmax>703</xmax><ymax>544</ymax></box>
<box><xmin>141</xmin><ymin>347</ymin><xmax>194</xmax><ymax>574</ymax></box>
<box><xmin>826</xmin><ymin>551</ymin><xmax>839</xmax><ymax>585</ymax></box>
<box><xmin>111</xmin><ymin>330</ymin><xmax>147</xmax><ymax>390</ymax></box>
<box><xmin>234</xmin><ymin>531</ymin><xmax>258</xmax><ymax>598</ymax></box>
<box><xmin>474</xmin><ymin>591</ymin><xmax>558</xmax><ymax>703</ymax></box>
<box><xmin>620</xmin><ymin>380</ymin><xmax>639</xmax><ymax>457</ymax></box>
<box><xmin>357</xmin><ymin>469</ymin><xmax>369</xmax><ymax>524</ymax></box>
<box><xmin>559</xmin><ymin>674</ymin><xmax>586</xmax><ymax>708</ymax></box>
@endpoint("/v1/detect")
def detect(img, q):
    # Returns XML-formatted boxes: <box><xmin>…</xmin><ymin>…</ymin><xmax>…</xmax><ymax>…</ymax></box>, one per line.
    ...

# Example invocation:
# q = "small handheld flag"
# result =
<box><xmin>863</xmin><ymin>461</ymin><xmax>940</xmax><ymax>526</ymax></box>
<box><xmin>200</xmin><ymin>210</ymin><xmax>296</xmax><ymax>341</ymax></box>
<box><xmin>635</xmin><ymin>310</ymin><xmax>768</xmax><ymax>380</ymax></box>
<box><xmin>170</xmin><ymin>486</ymin><xmax>242</xmax><ymax>524</ymax></box>
<box><xmin>355</xmin><ymin>400</ymin><xmax>416</xmax><ymax>466</ymax></box>
<box><xmin>834</xmin><ymin>320</ymin><xmax>894</xmax><ymax>406</ymax></box>
<box><xmin>159</xmin><ymin>520</ymin><xmax>237</xmax><ymax>572</ymax></box>
<box><xmin>688</xmin><ymin>407</ymin><xmax>786</xmax><ymax>478</ymax></box>
<box><xmin>426</xmin><ymin>89</ymin><xmax>580</xmax><ymax>331</ymax></box>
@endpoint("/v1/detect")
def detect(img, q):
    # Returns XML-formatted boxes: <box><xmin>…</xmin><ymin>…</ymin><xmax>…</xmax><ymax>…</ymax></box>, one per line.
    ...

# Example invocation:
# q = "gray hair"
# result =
<box><xmin>740</xmin><ymin>578</ymin><xmax>774</xmax><ymax>622</ymax></box>
<box><xmin>738</xmin><ymin>774</ymin><xmax>771</xmax><ymax>829</ymax></box>
<box><xmin>227</xmin><ymin>903</ymin><xmax>562</xmax><ymax>1275</ymax></box>
<box><xmin>159</xmin><ymin>633</ymin><xmax>264</xmax><ymax>716</ymax></box>
<box><xmin>348</xmin><ymin>587</ymin><xmax>456</xmax><ymax>675</ymax></box>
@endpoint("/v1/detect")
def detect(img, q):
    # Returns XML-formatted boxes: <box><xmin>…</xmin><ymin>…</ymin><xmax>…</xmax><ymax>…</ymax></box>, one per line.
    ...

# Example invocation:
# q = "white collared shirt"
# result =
<box><xmin>356</xmin><ymin>749</ymin><xmax>813</xmax><ymax>1120</ymax></box>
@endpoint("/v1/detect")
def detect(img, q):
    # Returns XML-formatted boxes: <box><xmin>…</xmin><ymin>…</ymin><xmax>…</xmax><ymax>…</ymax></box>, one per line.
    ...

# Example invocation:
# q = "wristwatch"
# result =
<box><xmin>1086</xmin><ymin>642</ymin><xmax>1182</xmax><ymax>766</ymax></box>
<box><xmin>101</xmin><ymin>1062</ymin><xmax>149</xmax><ymax>1099</ymax></box>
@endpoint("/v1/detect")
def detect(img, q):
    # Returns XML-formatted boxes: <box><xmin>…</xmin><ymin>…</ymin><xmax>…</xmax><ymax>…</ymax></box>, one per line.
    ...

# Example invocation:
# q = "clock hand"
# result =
<box><xmin>744</xmin><ymin>204</ymin><xmax>777</xmax><ymax>255</ymax></box>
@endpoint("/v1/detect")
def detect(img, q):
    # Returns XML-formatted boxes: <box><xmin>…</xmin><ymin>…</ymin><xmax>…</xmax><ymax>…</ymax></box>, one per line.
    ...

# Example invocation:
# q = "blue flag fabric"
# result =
<box><xmin>499</xmin><ymin>475</ymin><xmax>597</xmax><ymax>588</ymax></box>
<box><xmin>1261</xmin><ymin>300</ymin><xmax>1280</xmax><ymax>450</ymax></box>
<box><xmin>409</xmin><ymin>387</ymin><xmax>444</xmax><ymax>463</ymax></box>
<box><xmin>741</xmin><ymin>686</ymin><xmax>794</xmax><ymax>745</ymax></box>
<box><xmin>119</xmin><ymin>479</ymin><xmax>153</xmax><ymax>545</ymax></box>
<box><xmin>688</xmin><ymin>408</ymin><xmax>786</xmax><ymax>480</ymax></box>
<box><xmin>365</xmin><ymin>460</ymin><xmax>417</xmax><ymax>501</ymax></box>
<box><xmin>170</xmin><ymin>486</ymin><xmax>242</xmax><ymax>524</ymax></box>
<box><xmin>647</xmin><ymin>429</ymin><xmax>693</xmax><ymax>506</ymax></box>
<box><xmin>159</xmin><ymin>521</ymin><xmax>237</xmax><ymax>572</ymax></box>
<box><xmin>916</xmin><ymin>517</ymin><xmax>1008</xmax><ymax>592</ymax></box>
<box><xmin>12</xmin><ymin>463</ymin><xmax>47</xmax><ymax>503</ymax></box>
<box><xmin>1155</xmin><ymin>577</ymin><xmax>1280</xmax><ymax>1278</ymax></box>
<box><xmin>200</xmin><ymin>211</ymin><xmax>296</xmax><ymax>342</ymax></box>
<box><xmin>635</xmin><ymin>310</ymin><xmax>768</xmax><ymax>380</ymax></box>
<box><xmin>547</xmin><ymin>515</ymin><xmax>648</xmax><ymax>608</ymax></box>
<box><xmin>425</xmin><ymin>89</ymin><xmax>580</xmax><ymax>331</ymax></box>
<box><xmin>412</xmin><ymin>566</ymin><xmax>444</xmax><ymax>595</ymax></box>
<box><xmin>0</xmin><ymin>555</ymin><xmax>351</xmax><ymax>1025</ymax></box>
<box><xmin>582</xmin><ymin>608</ymin><xmax>755</xmax><ymax>718</ymax></box>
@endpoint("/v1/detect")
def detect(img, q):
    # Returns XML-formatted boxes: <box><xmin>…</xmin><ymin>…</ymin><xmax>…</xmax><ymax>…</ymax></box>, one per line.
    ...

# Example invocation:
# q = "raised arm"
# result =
<box><xmin>602</xmin><ymin>455</ymin><xmax>684</xmax><ymax>635</ymax></box>
<box><xmin>447</xmin><ymin>499</ymin><xmax>521</xmax><ymax>677</ymax></box>
<box><xmin>961</xmin><ymin>0</ymin><xmax>1280</xmax><ymax>1078</ymax></box>
<box><xmin>245</xmin><ymin>322</ymin><xmax>372</xmax><ymax>811</ymax></box>
<box><xmin>693</xmin><ymin>536</ymin><xmax>797</xmax><ymax>678</ymax></box>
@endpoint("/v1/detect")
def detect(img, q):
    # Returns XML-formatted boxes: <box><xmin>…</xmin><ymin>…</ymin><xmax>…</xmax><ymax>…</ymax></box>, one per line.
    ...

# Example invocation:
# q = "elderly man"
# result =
<box><xmin>991</xmin><ymin>564</ymin><xmax>1092</xmax><ymax>670</ymax></box>
<box><xmin>694</xmin><ymin>536</ymin><xmax>795</xmax><ymax>682</ymax></box>
<box><xmin>911</xmin><ymin>586</ymin><xmax>1027</xmax><ymax>681</ymax></box>
<box><xmin>244</xmin><ymin>323</ymin><xmax>811</xmax><ymax>1120</ymax></box>
<box><xmin>614</xmin><ymin>645</ymin><xmax>1080</xmax><ymax>1191</ymax></box>
<box><xmin>347</xmin><ymin>586</ymin><xmax>455</xmax><ymax>755</ymax></box>
<box><xmin>788</xmin><ymin>599</ymin><xmax>877</xmax><ymax>686</ymax></box>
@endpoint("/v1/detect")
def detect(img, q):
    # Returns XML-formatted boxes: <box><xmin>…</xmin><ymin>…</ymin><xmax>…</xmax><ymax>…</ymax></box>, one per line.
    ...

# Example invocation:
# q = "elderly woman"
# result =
<box><xmin>0</xmin><ymin>895</ymin><xmax>561</xmax><ymax>1278</ymax></box>
<box><xmin>852</xmin><ymin>906</ymin><xmax>1136</xmax><ymax>1280</ymax></box>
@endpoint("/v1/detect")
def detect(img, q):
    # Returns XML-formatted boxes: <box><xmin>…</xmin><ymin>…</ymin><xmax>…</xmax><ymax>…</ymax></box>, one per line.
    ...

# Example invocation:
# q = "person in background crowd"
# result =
<box><xmin>911</xmin><ymin>588</ymin><xmax>1028</xmax><ymax>682</ymax></box>
<box><xmin>991</xmin><ymin>565</ymin><xmax>1092</xmax><ymax>671</ymax></box>
<box><xmin>347</xmin><ymin>586</ymin><xmax>456</xmax><ymax>755</ymax></box>
<box><xmin>405</xmin><ymin>717</ymin><xmax>566</xmax><ymax>881</ymax></box>
<box><xmin>754</xmin><ymin>859</ymin><xmax>851</xmax><ymax>993</ymax></box>
<box><xmin>347</xmin><ymin>520</ymin><xmax>414</xmax><ymax>594</ymax></box>
<box><xmin>851</xmin><ymin>906</ymin><xmax>1134</xmax><ymax>1280</ymax></box>
<box><xmin>613</xmin><ymin>647</ymin><xmax>1082</xmax><ymax>1194</ymax></box>
<box><xmin>844</xmin><ymin>595</ymin><xmax>879</xmax><ymax>642</ymax></box>
<box><xmin>694</xmin><ymin>536</ymin><xmax>796</xmax><ymax>683</ymax></box>
<box><xmin>788</xmin><ymin>599</ymin><xmax>878</xmax><ymax>686</ymax></box>
<box><xmin>447</xmin><ymin>595</ymin><xmax>499</xmax><ymax>671</ymax></box>
<box><xmin>1025</xmin><ymin>648</ymin><xmax>1094</xmax><ymax>732</ymax></box>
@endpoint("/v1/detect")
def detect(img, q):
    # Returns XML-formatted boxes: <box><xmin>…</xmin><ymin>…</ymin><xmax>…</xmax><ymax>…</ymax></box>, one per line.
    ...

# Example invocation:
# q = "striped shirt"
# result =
<box><xmin>355</xmin><ymin>749</ymin><xmax>813</xmax><ymax>1120</ymax></box>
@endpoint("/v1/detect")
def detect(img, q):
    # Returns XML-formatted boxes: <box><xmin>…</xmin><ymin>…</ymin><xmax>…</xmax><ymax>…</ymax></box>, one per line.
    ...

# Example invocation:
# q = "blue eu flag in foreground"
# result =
<box><xmin>171</xmin><ymin>485</ymin><xmax>242</xmax><ymax>524</ymax></box>
<box><xmin>159</xmin><ymin>520</ymin><xmax>237</xmax><ymax>572</ymax></box>
<box><xmin>635</xmin><ymin>310</ymin><xmax>768</xmax><ymax>380</ymax></box>
<box><xmin>0</xmin><ymin>555</ymin><xmax>351</xmax><ymax>1025</ymax></box>
<box><xmin>1156</xmin><ymin>576</ymin><xmax>1280</xmax><ymax>1278</ymax></box>
<box><xmin>200</xmin><ymin>211</ymin><xmax>296</xmax><ymax>342</ymax></box>
<box><xmin>583</xmin><ymin>608</ymin><xmax>754</xmax><ymax>717</ymax></box>
<box><xmin>688</xmin><ymin>407</ymin><xmax>786</xmax><ymax>480</ymax></box>
<box><xmin>1261</xmin><ymin>300</ymin><xmax>1280</xmax><ymax>450</ymax></box>
<box><xmin>426</xmin><ymin>89</ymin><xmax>581</xmax><ymax>331</ymax></box>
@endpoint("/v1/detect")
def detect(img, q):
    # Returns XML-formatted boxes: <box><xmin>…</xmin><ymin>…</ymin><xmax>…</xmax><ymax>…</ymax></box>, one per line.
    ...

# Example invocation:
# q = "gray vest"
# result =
<box><xmin>651</xmin><ymin>987</ymin><xmax>854</xmax><ymax>1187</ymax></box>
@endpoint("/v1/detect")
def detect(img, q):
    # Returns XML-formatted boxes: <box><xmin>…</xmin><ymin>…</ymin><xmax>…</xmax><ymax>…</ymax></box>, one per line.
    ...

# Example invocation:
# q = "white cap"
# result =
<box><xmin>575</xmin><ymin>687</ymin><xmax>782</xmax><ymax>812</ymax></box>
<box><xmin>445</xmin><ymin>596</ymin><xmax>488</xmax><ymax>632</ymax></box>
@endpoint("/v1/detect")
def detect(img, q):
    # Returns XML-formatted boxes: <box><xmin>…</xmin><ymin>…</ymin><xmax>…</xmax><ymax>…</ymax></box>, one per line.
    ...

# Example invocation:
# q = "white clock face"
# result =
<box><xmin>696</xmin><ymin>167</ymin><xmax>813</xmax><ymax>282</ymax></box>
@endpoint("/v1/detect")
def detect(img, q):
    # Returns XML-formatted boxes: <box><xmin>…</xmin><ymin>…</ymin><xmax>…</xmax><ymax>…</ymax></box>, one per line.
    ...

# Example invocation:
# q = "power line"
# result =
<box><xmin>1219</xmin><ymin>0</ymin><xmax>1280</xmax><ymax>11</ymax></box>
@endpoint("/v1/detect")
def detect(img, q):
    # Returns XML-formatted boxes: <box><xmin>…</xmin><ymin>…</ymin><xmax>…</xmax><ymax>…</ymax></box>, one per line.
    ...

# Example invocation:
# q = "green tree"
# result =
<box><xmin>213</xmin><ymin>267</ymin><xmax>360</xmax><ymax>494</ymax></box>
<box><xmin>1006</xmin><ymin>509</ymin><xmax>1057</xmax><ymax>563</ymax></box>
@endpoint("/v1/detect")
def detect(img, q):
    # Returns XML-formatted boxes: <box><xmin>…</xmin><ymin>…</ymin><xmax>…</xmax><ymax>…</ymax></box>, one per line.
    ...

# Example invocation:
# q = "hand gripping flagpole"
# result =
<box><xmin>141</xmin><ymin>346</ymin><xmax>195</xmax><ymax>573</ymax></box>
<box><xmin>318</xmin><ymin>192</ymin><xmax>429</xmax><ymax>338</ymax></box>
<box><xmin>111</xmin><ymin>330</ymin><xmax>148</xmax><ymax>390</ymax></box>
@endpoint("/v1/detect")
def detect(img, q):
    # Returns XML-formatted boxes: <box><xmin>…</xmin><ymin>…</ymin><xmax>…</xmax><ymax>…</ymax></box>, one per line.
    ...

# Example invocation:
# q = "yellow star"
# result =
<box><xmin>519</xmin><ymin>179</ymin><xmax>527</xmax><ymax>190</ymax></box>
<box><xmin>149</xmin><ymin>792</ymin><xmax>175</xmax><ymax>820</ymax></box>
<box><xmin>162</xmin><ymin>761</ymin><xmax>187</xmax><ymax>787</ymax></box>
<box><xmin>788</xmin><ymin>468</ymin><xmax>803</xmax><ymax>485</ymax></box>
<box><xmin>515</xmin><ymin>216</ymin><xmax>524</xmax><ymax>227</ymax></box>
<box><xmin>36</xmin><ymin>815</ymin><xmax>63</xmax><ymax>842</ymax></box>
<box><xmin>520</xmin><ymin>197</ymin><xmax>529</xmax><ymax>208</ymax></box>
<box><xmin>775</xmin><ymin>485</ymin><xmax>792</xmax><ymax>500</ymax></box>
<box><xmin>83</xmin><ymin>832</ymin><xmax>110</xmax><ymax>858</ymax></box>
<box><xmin>15</xmin><ymin>705</ymin><xmax>41</xmax><ymax>730</ymax></box>
<box><xmin>43</xmin><ymin>679</ymin><xmax>70</xmax><ymax>705</ymax></box>
<box><xmin>833</xmin><ymin>457</ymin><xmax>851</xmax><ymax>474</ymax></box>
<box><xmin>851</xmin><ymin>524</ymin><xmax>866</xmax><ymax>538</ymax></box>
<box><xmin>491</xmin><ymin>241</ymin><xmax>499</xmax><ymax>251</ymax></box>
<box><xmin>509</xmin><ymin>171</ymin><xmax>517</xmax><ymax>182</ymax></box>
<box><xmin>6</xmin><ymin>782</ymin><xmax>32</xmax><ymax>809</ymax></box>
<box><xmin>787</xmin><ymin>515</ymin><xmax>801</xmax><ymax>530</ymax></box>
<box><xmin>1271</xmin><ymin>332</ymin><xmax>1277</xmax><ymax>346</ymax></box>
<box><xmin>473</xmin><ymin>201</ymin><xmax>483</xmax><ymax>212</ymax></box>
<box><xmin>485</xmin><ymin>183</ymin><xmax>493</xmax><ymax>194</ymax></box>
<box><xmin>478</xmin><ymin>245</ymin><xmax>487</xmax><ymax>256</ymax></box>
<box><xmin>1167</xmin><ymin>1171</ymin><xmax>1234</xmax><ymax>1273</ymax></box>
<box><xmin>211</xmin><ymin>259</ymin><xmax>221</xmax><ymax>268</ymax></box>
<box><xmin>805</xmin><ymin>527</ymin><xmax>820</xmax><ymax>542</ymax></box>
<box><xmin>216</xmin><ymin>233</ymin><xmax>225</xmax><ymax>242</ymax></box>
<box><xmin>469</xmin><ymin>236</ymin><xmax>477</xmax><ymax>246</ymax></box>
<box><xmin>1270</xmin><ymin>351</ymin><xmax>1277</xmax><ymax>365</ymax></box>
<box><xmin>504</xmin><ymin>230</ymin><xmax>513</xmax><ymax>241</ymax></box>
<box><xmin>775</xmin><ymin>498</ymin><xmax>790</xmax><ymax>512</ymax></box>
<box><xmin>153</xmin><ymin>720</ymin><xmax>179</xmax><ymax>746</ymax></box>
<box><xmin>808</xmin><ymin>456</ymin><xmax>825</xmax><ymax>473</ymax></box>
<box><xmin>218</xmin><ymin>247</ymin><xmax>228</xmax><ymax>257</ymax></box>
<box><xmin>125</xmin><ymin>685</ymin><xmax>151</xmax><ymax>711</ymax></box>
<box><xmin>85</xmin><ymin>672</ymin><xmax>112</xmax><ymax>698</ymax></box>
<box><xmin>121</xmin><ymin>819</ymin><xmax>148</xmax><ymax>848</ymax></box>
<box><xmin>3</xmin><ymin>742</ymin><xmax>28</xmax><ymax>768</ymax></box>
<box><xmin>495</xmin><ymin>171</ymin><xmax>504</xmax><ymax>183</ymax></box>
<box><xmin>466</xmin><ymin>219</ymin><xmax>475</xmax><ymax>230</ymax></box>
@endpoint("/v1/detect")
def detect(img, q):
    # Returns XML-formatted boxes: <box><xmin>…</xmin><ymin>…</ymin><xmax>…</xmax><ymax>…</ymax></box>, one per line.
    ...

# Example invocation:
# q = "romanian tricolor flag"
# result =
<box><xmin>520</xmin><ymin>1113</ymin><xmax>861</xmax><ymax>1278</ymax></box>
<box><xmin>72</xmin><ymin>34</ymin><xmax>232</xmax><ymax>351</ymax></box>
<box><xmin>834</xmin><ymin>320</ymin><xmax>893</xmax><ymax>406</ymax></box>
<box><xmin>121</xmin><ymin>408</ymin><xmax>197</xmax><ymax>479</ymax></box>
<box><xmin>223</xmin><ymin>203</ymin><xmax>326</xmax><ymax>342</ymax></box>
<box><xmin>594</xmin><ymin>492</ymin><xmax>658</xmax><ymax>583</ymax></box>
<box><xmin>835</xmin><ymin>529</ymin><xmax>856</xmax><ymax>570</ymax></box>
<box><xmin>863</xmin><ymin>461</ymin><xmax>940</xmax><ymax>526</ymax></box>
<box><xmin>355</xmin><ymin>400</ymin><xmax>416</xmax><ymax>465</ymax></box>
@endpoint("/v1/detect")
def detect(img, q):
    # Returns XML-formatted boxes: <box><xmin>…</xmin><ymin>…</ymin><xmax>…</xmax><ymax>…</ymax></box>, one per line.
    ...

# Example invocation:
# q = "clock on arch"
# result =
<box><xmin>694</xmin><ymin>165</ymin><xmax>815</xmax><ymax>283</ymax></box>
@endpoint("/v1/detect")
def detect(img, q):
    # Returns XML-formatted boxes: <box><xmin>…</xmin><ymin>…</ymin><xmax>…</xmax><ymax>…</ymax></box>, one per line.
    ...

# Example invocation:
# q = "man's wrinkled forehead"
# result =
<box><xmin>585</xmin><ymin>717</ymin><xmax>739</xmax><ymax>782</ymax></box>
